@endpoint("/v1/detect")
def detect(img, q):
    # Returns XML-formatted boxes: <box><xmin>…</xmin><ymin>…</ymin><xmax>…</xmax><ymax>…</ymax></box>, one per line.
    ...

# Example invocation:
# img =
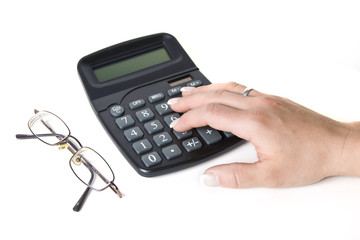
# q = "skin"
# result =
<box><xmin>168</xmin><ymin>82</ymin><xmax>360</xmax><ymax>188</ymax></box>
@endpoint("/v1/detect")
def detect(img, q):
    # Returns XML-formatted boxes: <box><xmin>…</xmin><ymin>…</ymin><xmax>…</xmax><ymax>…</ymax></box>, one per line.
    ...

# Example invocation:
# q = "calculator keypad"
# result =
<box><xmin>104</xmin><ymin>78</ymin><xmax>242</xmax><ymax>175</ymax></box>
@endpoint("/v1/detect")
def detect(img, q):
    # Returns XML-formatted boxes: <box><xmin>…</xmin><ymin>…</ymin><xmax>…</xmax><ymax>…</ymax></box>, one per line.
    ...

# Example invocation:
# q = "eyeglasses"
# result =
<box><xmin>16</xmin><ymin>109</ymin><xmax>123</xmax><ymax>212</ymax></box>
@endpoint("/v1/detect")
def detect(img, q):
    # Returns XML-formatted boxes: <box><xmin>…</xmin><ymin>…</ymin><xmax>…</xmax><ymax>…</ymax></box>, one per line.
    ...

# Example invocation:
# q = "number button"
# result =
<box><xmin>124</xmin><ymin>127</ymin><xmax>143</xmax><ymax>142</ymax></box>
<box><xmin>132</xmin><ymin>139</ymin><xmax>152</xmax><ymax>155</ymax></box>
<box><xmin>144</xmin><ymin>120</ymin><xmax>164</xmax><ymax>134</ymax></box>
<box><xmin>164</xmin><ymin>113</ymin><xmax>180</xmax><ymax>127</ymax></box>
<box><xmin>153</xmin><ymin>132</ymin><xmax>173</xmax><ymax>147</ymax></box>
<box><xmin>155</xmin><ymin>102</ymin><xmax>173</xmax><ymax>116</ymax></box>
<box><xmin>141</xmin><ymin>152</ymin><xmax>162</xmax><ymax>168</ymax></box>
<box><xmin>115</xmin><ymin>115</ymin><xmax>135</xmax><ymax>129</ymax></box>
<box><xmin>109</xmin><ymin>105</ymin><xmax>124</xmax><ymax>117</ymax></box>
<box><xmin>135</xmin><ymin>108</ymin><xmax>155</xmax><ymax>122</ymax></box>
<box><xmin>173</xmin><ymin>130</ymin><xmax>193</xmax><ymax>140</ymax></box>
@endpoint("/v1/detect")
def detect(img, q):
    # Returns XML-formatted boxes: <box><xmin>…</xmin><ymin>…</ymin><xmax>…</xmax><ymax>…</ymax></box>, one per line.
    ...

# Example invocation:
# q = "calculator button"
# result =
<box><xmin>186</xmin><ymin>80</ymin><xmax>203</xmax><ymax>87</ymax></box>
<box><xmin>167</xmin><ymin>86</ymin><xmax>182</xmax><ymax>97</ymax></box>
<box><xmin>148</xmin><ymin>93</ymin><xmax>165</xmax><ymax>103</ymax></box>
<box><xmin>155</xmin><ymin>102</ymin><xmax>173</xmax><ymax>116</ymax></box>
<box><xmin>141</xmin><ymin>152</ymin><xmax>162</xmax><ymax>168</ymax></box>
<box><xmin>129</xmin><ymin>99</ymin><xmax>145</xmax><ymax>110</ymax></box>
<box><xmin>153</xmin><ymin>132</ymin><xmax>173</xmax><ymax>147</ymax></box>
<box><xmin>115</xmin><ymin>115</ymin><xmax>135</xmax><ymax>129</ymax></box>
<box><xmin>132</xmin><ymin>139</ymin><xmax>153</xmax><ymax>155</ymax></box>
<box><xmin>144</xmin><ymin>120</ymin><xmax>164</xmax><ymax>134</ymax></box>
<box><xmin>135</xmin><ymin>108</ymin><xmax>155</xmax><ymax>122</ymax></box>
<box><xmin>173</xmin><ymin>130</ymin><xmax>193</xmax><ymax>140</ymax></box>
<box><xmin>109</xmin><ymin>105</ymin><xmax>124</xmax><ymax>117</ymax></box>
<box><xmin>124</xmin><ymin>127</ymin><xmax>143</xmax><ymax>142</ymax></box>
<box><xmin>223</xmin><ymin>131</ymin><xmax>235</xmax><ymax>138</ymax></box>
<box><xmin>182</xmin><ymin>137</ymin><xmax>202</xmax><ymax>152</ymax></box>
<box><xmin>164</xmin><ymin>113</ymin><xmax>180</xmax><ymax>127</ymax></box>
<box><xmin>162</xmin><ymin>144</ymin><xmax>182</xmax><ymax>160</ymax></box>
<box><xmin>196</xmin><ymin>126</ymin><xmax>222</xmax><ymax>145</ymax></box>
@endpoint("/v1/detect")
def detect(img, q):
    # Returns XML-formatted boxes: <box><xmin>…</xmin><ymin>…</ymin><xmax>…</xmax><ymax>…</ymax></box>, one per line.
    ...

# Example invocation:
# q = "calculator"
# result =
<box><xmin>78</xmin><ymin>33</ymin><xmax>244</xmax><ymax>177</ymax></box>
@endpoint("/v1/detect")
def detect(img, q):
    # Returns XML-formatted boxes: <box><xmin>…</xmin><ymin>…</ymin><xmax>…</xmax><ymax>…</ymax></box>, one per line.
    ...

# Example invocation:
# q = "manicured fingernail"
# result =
<box><xmin>169</xmin><ymin>118</ymin><xmax>179</xmax><ymax>128</ymax></box>
<box><xmin>180</xmin><ymin>86</ymin><xmax>195</xmax><ymax>92</ymax></box>
<box><xmin>200</xmin><ymin>173</ymin><xmax>220</xmax><ymax>187</ymax></box>
<box><xmin>167</xmin><ymin>98</ymin><xmax>180</xmax><ymax>105</ymax></box>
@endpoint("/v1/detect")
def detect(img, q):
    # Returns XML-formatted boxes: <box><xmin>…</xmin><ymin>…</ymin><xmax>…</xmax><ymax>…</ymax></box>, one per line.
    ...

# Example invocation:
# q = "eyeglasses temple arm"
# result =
<box><xmin>110</xmin><ymin>182</ymin><xmax>123</xmax><ymax>198</ymax></box>
<box><xmin>15</xmin><ymin>133</ymin><xmax>65</xmax><ymax>140</ymax></box>
<box><xmin>72</xmin><ymin>160</ymin><xmax>96</xmax><ymax>212</ymax></box>
<box><xmin>73</xmin><ymin>187</ymin><xmax>92</xmax><ymax>212</ymax></box>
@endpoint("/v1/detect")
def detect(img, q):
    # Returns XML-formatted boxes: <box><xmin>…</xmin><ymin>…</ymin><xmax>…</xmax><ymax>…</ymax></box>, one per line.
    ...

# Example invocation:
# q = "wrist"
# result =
<box><xmin>332</xmin><ymin>122</ymin><xmax>360</xmax><ymax>177</ymax></box>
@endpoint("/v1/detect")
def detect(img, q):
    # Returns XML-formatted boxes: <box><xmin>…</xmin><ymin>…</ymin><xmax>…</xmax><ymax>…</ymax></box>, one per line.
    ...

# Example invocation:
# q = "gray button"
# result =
<box><xmin>173</xmin><ymin>130</ymin><xmax>193</xmax><ymax>140</ymax></box>
<box><xmin>223</xmin><ymin>131</ymin><xmax>235</xmax><ymax>138</ymax></box>
<box><xmin>162</xmin><ymin>144</ymin><xmax>182</xmax><ymax>160</ymax></box>
<box><xmin>129</xmin><ymin>99</ymin><xmax>145</xmax><ymax>110</ymax></box>
<box><xmin>153</xmin><ymin>132</ymin><xmax>173</xmax><ymax>147</ymax></box>
<box><xmin>141</xmin><ymin>152</ymin><xmax>162</xmax><ymax>168</ymax></box>
<box><xmin>124</xmin><ymin>127</ymin><xmax>143</xmax><ymax>142</ymax></box>
<box><xmin>167</xmin><ymin>86</ymin><xmax>182</xmax><ymax>97</ymax></box>
<box><xmin>155</xmin><ymin>102</ymin><xmax>173</xmax><ymax>116</ymax></box>
<box><xmin>196</xmin><ymin>126</ymin><xmax>222</xmax><ymax>145</ymax></box>
<box><xmin>115</xmin><ymin>115</ymin><xmax>135</xmax><ymax>129</ymax></box>
<box><xmin>135</xmin><ymin>108</ymin><xmax>155</xmax><ymax>122</ymax></box>
<box><xmin>186</xmin><ymin>80</ymin><xmax>203</xmax><ymax>87</ymax></box>
<box><xmin>148</xmin><ymin>93</ymin><xmax>165</xmax><ymax>103</ymax></box>
<box><xmin>164</xmin><ymin>113</ymin><xmax>180</xmax><ymax>127</ymax></box>
<box><xmin>109</xmin><ymin>105</ymin><xmax>124</xmax><ymax>117</ymax></box>
<box><xmin>144</xmin><ymin>120</ymin><xmax>164</xmax><ymax>134</ymax></box>
<box><xmin>182</xmin><ymin>137</ymin><xmax>202</xmax><ymax>152</ymax></box>
<box><xmin>132</xmin><ymin>139</ymin><xmax>152</xmax><ymax>155</ymax></box>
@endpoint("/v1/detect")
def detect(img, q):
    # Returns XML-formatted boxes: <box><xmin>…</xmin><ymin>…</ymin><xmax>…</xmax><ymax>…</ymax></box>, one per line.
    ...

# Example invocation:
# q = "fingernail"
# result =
<box><xmin>200</xmin><ymin>173</ymin><xmax>220</xmax><ymax>187</ymax></box>
<box><xmin>180</xmin><ymin>86</ymin><xmax>195</xmax><ymax>92</ymax></box>
<box><xmin>169</xmin><ymin>118</ymin><xmax>179</xmax><ymax>128</ymax></box>
<box><xmin>167</xmin><ymin>98</ymin><xmax>180</xmax><ymax>105</ymax></box>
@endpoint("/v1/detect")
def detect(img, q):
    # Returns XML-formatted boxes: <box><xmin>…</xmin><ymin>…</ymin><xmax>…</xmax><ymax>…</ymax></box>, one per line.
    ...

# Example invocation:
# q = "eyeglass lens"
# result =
<box><xmin>70</xmin><ymin>147</ymin><xmax>115</xmax><ymax>191</ymax></box>
<box><xmin>28</xmin><ymin>111</ymin><xmax>70</xmax><ymax>145</ymax></box>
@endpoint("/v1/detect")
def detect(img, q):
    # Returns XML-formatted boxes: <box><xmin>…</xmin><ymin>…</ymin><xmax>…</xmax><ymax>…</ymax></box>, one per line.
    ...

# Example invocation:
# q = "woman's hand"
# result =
<box><xmin>168</xmin><ymin>82</ymin><xmax>360</xmax><ymax>188</ymax></box>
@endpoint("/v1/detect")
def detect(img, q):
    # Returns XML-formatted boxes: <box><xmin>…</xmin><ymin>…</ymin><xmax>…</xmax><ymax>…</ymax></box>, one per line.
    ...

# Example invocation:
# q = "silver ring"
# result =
<box><xmin>242</xmin><ymin>87</ymin><xmax>253</xmax><ymax>96</ymax></box>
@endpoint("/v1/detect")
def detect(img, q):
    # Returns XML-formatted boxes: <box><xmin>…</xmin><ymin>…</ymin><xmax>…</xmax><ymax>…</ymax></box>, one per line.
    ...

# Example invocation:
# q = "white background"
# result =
<box><xmin>1</xmin><ymin>1</ymin><xmax>360</xmax><ymax>239</ymax></box>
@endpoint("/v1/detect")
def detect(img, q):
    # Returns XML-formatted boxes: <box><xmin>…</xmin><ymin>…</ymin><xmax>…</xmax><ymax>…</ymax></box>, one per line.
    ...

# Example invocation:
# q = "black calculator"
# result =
<box><xmin>78</xmin><ymin>33</ymin><xmax>244</xmax><ymax>177</ymax></box>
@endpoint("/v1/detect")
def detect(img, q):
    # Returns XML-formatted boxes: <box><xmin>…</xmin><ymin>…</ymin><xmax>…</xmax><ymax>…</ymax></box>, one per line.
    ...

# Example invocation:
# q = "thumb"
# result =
<box><xmin>201</xmin><ymin>162</ymin><xmax>264</xmax><ymax>188</ymax></box>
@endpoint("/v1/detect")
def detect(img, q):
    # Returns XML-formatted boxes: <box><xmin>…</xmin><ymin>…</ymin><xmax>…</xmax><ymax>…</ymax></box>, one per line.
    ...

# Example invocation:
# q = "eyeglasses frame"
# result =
<box><xmin>16</xmin><ymin>109</ymin><xmax>122</xmax><ymax>212</ymax></box>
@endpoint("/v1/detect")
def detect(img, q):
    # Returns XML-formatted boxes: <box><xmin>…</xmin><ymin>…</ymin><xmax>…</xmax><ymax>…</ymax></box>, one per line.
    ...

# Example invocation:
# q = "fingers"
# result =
<box><xmin>169</xmin><ymin>82</ymin><xmax>262</xmax><ymax>140</ymax></box>
<box><xmin>168</xmin><ymin>89</ymin><xmax>255</xmax><ymax>113</ymax></box>
<box><xmin>201</xmin><ymin>162</ymin><xmax>266</xmax><ymax>188</ymax></box>
<box><xmin>181</xmin><ymin>82</ymin><xmax>264</xmax><ymax>97</ymax></box>
<box><xmin>170</xmin><ymin>103</ymin><xmax>255</xmax><ymax>141</ymax></box>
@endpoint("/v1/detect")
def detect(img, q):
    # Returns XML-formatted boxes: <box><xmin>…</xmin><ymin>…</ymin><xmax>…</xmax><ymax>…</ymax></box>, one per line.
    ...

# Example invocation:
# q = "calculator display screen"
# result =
<box><xmin>94</xmin><ymin>48</ymin><xmax>171</xmax><ymax>83</ymax></box>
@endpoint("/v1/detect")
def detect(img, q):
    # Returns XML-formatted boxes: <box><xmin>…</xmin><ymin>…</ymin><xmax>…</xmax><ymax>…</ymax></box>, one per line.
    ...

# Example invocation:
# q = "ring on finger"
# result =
<box><xmin>242</xmin><ymin>87</ymin><xmax>254</xmax><ymax>96</ymax></box>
